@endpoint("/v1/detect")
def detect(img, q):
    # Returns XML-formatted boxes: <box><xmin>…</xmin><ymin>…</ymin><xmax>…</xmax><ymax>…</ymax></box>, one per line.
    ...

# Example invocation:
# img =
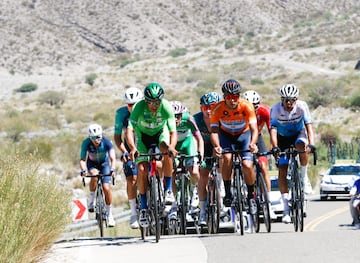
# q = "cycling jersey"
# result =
<box><xmin>114</xmin><ymin>106</ymin><xmax>131</xmax><ymax>148</ymax></box>
<box><xmin>256</xmin><ymin>104</ymin><xmax>270</xmax><ymax>134</ymax></box>
<box><xmin>128</xmin><ymin>99</ymin><xmax>176</xmax><ymax>135</ymax></box>
<box><xmin>80</xmin><ymin>137</ymin><xmax>115</xmax><ymax>163</ymax></box>
<box><xmin>210</xmin><ymin>99</ymin><xmax>257</xmax><ymax>136</ymax></box>
<box><xmin>270</xmin><ymin>100</ymin><xmax>312</xmax><ymax>137</ymax></box>
<box><xmin>193</xmin><ymin>111</ymin><xmax>211</xmax><ymax>144</ymax></box>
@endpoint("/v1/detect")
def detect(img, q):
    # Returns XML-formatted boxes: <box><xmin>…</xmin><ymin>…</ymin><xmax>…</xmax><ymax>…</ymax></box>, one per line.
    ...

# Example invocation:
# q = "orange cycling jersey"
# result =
<box><xmin>210</xmin><ymin>99</ymin><xmax>257</xmax><ymax>136</ymax></box>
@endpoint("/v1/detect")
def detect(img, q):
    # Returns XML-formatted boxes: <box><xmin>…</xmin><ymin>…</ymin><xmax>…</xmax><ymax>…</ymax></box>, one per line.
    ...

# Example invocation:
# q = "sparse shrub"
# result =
<box><xmin>225</xmin><ymin>39</ymin><xmax>236</xmax><ymax>49</ymax></box>
<box><xmin>38</xmin><ymin>91</ymin><xmax>65</xmax><ymax>107</ymax></box>
<box><xmin>168</xmin><ymin>48</ymin><xmax>187</xmax><ymax>57</ymax></box>
<box><xmin>85</xmin><ymin>73</ymin><xmax>98</xmax><ymax>86</ymax></box>
<box><xmin>15</xmin><ymin>83</ymin><xmax>38</xmax><ymax>93</ymax></box>
<box><xmin>251</xmin><ymin>78</ymin><xmax>264</xmax><ymax>85</ymax></box>
<box><xmin>350</xmin><ymin>94</ymin><xmax>360</xmax><ymax>107</ymax></box>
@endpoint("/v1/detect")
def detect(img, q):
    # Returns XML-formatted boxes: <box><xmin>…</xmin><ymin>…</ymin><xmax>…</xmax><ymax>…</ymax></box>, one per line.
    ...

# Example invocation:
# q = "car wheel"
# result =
<box><xmin>320</xmin><ymin>196</ymin><xmax>327</xmax><ymax>201</ymax></box>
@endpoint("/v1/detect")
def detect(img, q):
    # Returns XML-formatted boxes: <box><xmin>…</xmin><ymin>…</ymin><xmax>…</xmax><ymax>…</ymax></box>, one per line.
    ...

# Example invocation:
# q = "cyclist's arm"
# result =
<box><xmin>249</xmin><ymin>121</ymin><xmax>259</xmax><ymax>152</ymax></box>
<box><xmin>109</xmin><ymin>148</ymin><xmax>117</xmax><ymax>171</ymax></box>
<box><xmin>305</xmin><ymin>123</ymin><xmax>315</xmax><ymax>146</ymax></box>
<box><xmin>270</xmin><ymin>127</ymin><xmax>278</xmax><ymax>149</ymax></box>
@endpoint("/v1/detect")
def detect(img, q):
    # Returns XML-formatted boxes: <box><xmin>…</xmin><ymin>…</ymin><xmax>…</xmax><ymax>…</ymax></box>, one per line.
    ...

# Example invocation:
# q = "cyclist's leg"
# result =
<box><xmin>198</xmin><ymin>144</ymin><xmax>212</xmax><ymax>224</ymax></box>
<box><xmin>295</xmin><ymin>129</ymin><xmax>312</xmax><ymax>195</ymax></box>
<box><xmin>86</xmin><ymin>160</ymin><xmax>99</xmax><ymax>212</ymax></box>
<box><xmin>124</xmin><ymin>159</ymin><xmax>139</xmax><ymax>228</ymax></box>
<box><xmin>218</xmin><ymin>130</ymin><xmax>233</xmax><ymax>206</ymax></box>
<box><xmin>257</xmin><ymin>134</ymin><xmax>271</xmax><ymax>191</ymax></box>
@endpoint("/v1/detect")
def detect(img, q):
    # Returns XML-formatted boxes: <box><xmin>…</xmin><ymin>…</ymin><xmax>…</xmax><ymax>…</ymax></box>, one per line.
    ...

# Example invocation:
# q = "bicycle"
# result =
<box><xmin>253</xmin><ymin>151</ymin><xmax>272</xmax><ymax>233</ymax></box>
<box><xmin>223</xmin><ymin>145</ymin><xmax>253</xmax><ymax>235</ymax></box>
<box><xmin>82</xmin><ymin>173</ymin><xmax>114</xmax><ymax>238</ymax></box>
<box><xmin>137</xmin><ymin>144</ymin><xmax>169</xmax><ymax>242</ymax></box>
<box><xmin>277</xmin><ymin>145</ymin><xmax>317</xmax><ymax>232</ymax></box>
<box><xmin>170</xmin><ymin>153</ymin><xmax>201</xmax><ymax>235</ymax></box>
<box><xmin>204</xmin><ymin>156</ymin><xmax>221</xmax><ymax>234</ymax></box>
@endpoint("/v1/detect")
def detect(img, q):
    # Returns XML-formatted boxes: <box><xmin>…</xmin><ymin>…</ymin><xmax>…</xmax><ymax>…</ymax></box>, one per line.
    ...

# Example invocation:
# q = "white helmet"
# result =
<box><xmin>88</xmin><ymin>123</ymin><xmax>102</xmax><ymax>137</ymax></box>
<box><xmin>243</xmin><ymin>90</ymin><xmax>261</xmax><ymax>104</ymax></box>
<box><xmin>170</xmin><ymin>100</ymin><xmax>188</xmax><ymax>115</ymax></box>
<box><xmin>280</xmin><ymin>84</ymin><xmax>299</xmax><ymax>98</ymax></box>
<box><xmin>124</xmin><ymin>87</ymin><xmax>143</xmax><ymax>104</ymax></box>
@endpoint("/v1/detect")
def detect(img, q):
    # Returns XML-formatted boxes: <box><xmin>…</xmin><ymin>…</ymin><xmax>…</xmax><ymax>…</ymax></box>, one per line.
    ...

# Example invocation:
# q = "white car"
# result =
<box><xmin>320</xmin><ymin>163</ymin><xmax>360</xmax><ymax>201</ymax></box>
<box><xmin>269</xmin><ymin>176</ymin><xmax>284</xmax><ymax>221</ymax></box>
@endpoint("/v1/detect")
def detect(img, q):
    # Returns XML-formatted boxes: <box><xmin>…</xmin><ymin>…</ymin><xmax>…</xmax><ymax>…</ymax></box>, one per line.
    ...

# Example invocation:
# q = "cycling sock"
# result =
<box><xmin>301</xmin><ymin>165</ymin><xmax>308</xmax><ymax>179</ymax></box>
<box><xmin>106</xmin><ymin>205</ymin><xmax>112</xmax><ymax>215</ymax></box>
<box><xmin>129</xmin><ymin>199</ymin><xmax>137</xmax><ymax>216</ymax></box>
<box><xmin>247</xmin><ymin>184</ymin><xmax>254</xmax><ymax>199</ymax></box>
<box><xmin>224</xmin><ymin>180</ymin><xmax>231</xmax><ymax>198</ymax></box>
<box><xmin>200</xmin><ymin>201</ymin><xmax>206</xmax><ymax>215</ymax></box>
<box><xmin>89</xmin><ymin>192</ymin><xmax>95</xmax><ymax>204</ymax></box>
<box><xmin>140</xmin><ymin>194</ymin><xmax>147</xmax><ymax>209</ymax></box>
<box><xmin>282</xmin><ymin>193</ymin><xmax>289</xmax><ymax>213</ymax></box>
<box><xmin>164</xmin><ymin>176</ymin><xmax>172</xmax><ymax>191</ymax></box>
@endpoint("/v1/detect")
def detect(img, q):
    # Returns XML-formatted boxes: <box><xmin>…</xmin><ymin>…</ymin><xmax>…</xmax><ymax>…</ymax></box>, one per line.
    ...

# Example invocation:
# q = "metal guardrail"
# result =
<box><xmin>60</xmin><ymin>210</ymin><xmax>131</xmax><ymax>240</ymax></box>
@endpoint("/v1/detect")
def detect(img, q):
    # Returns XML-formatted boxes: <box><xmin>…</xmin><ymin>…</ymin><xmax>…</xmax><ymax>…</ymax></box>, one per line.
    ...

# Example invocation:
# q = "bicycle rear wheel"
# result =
<box><xmin>290</xmin><ymin>162</ymin><xmax>299</xmax><ymax>232</ymax></box>
<box><xmin>295</xmin><ymin>169</ymin><xmax>304</xmax><ymax>232</ymax></box>
<box><xmin>234</xmin><ymin>167</ymin><xmax>244</xmax><ymax>235</ymax></box>
<box><xmin>179</xmin><ymin>173</ymin><xmax>187</xmax><ymax>235</ymax></box>
<box><xmin>255</xmin><ymin>171</ymin><xmax>271</xmax><ymax>233</ymax></box>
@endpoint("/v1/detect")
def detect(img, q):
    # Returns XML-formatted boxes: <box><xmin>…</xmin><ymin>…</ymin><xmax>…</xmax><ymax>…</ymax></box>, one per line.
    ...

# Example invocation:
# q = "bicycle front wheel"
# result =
<box><xmin>150</xmin><ymin>176</ymin><xmax>161</xmax><ymax>242</ymax></box>
<box><xmin>256</xmin><ymin>171</ymin><xmax>271</xmax><ymax>233</ymax></box>
<box><xmin>295</xmin><ymin>169</ymin><xmax>304</xmax><ymax>232</ymax></box>
<box><xmin>207</xmin><ymin>177</ymin><xmax>220</xmax><ymax>234</ymax></box>
<box><xmin>96</xmin><ymin>187</ymin><xmax>105</xmax><ymax>237</ymax></box>
<box><xmin>179</xmin><ymin>173</ymin><xmax>187</xmax><ymax>235</ymax></box>
<box><xmin>234</xmin><ymin>167</ymin><xmax>244</xmax><ymax>235</ymax></box>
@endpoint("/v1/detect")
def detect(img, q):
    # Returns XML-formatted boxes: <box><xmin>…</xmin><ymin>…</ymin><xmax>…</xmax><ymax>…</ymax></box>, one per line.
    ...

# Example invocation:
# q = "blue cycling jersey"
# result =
<box><xmin>80</xmin><ymin>137</ymin><xmax>114</xmax><ymax>163</ymax></box>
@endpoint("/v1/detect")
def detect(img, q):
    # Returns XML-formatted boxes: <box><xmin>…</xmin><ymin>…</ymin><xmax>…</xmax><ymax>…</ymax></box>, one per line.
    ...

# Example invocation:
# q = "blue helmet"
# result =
<box><xmin>200</xmin><ymin>92</ymin><xmax>221</xmax><ymax>105</ymax></box>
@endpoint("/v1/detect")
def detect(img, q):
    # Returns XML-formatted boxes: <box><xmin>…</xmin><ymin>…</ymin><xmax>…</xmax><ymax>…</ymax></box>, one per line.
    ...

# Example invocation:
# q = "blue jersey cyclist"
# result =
<box><xmin>80</xmin><ymin>123</ymin><xmax>117</xmax><ymax>227</ymax></box>
<box><xmin>270</xmin><ymin>84</ymin><xmax>316</xmax><ymax>224</ymax></box>
<box><xmin>169</xmin><ymin>101</ymin><xmax>204</xmax><ymax>219</ymax></box>
<box><xmin>193</xmin><ymin>92</ymin><xmax>222</xmax><ymax>226</ymax></box>
<box><xmin>114</xmin><ymin>87</ymin><xmax>143</xmax><ymax>229</ymax></box>
<box><xmin>349</xmin><ymin>178</ymin><xmax>360</xmax><ymax>230</ymax></box>
<box><xmin>126</xmin><ymin>82</ymin><xmax>178</xmax><ymax>228</ymax></box>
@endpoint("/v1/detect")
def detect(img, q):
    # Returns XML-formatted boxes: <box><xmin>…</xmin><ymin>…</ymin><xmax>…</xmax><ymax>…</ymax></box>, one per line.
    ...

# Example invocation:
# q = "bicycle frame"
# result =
<box><xmin>278</xmin><ymin>145</ymin><xmax>317</xmax><ymax>232</ymax></box>
<box><xmin>138</xmin><ymin>145</ymin><xmax>168</xmax><ymax>242</ymax></box>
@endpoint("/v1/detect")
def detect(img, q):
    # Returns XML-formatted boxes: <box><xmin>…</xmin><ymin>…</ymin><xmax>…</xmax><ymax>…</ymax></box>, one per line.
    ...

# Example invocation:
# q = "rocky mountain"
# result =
<box><xmin>1</xmin><ymin>0</ymin><xmax>359</xmax><ymax>73</ymax></box>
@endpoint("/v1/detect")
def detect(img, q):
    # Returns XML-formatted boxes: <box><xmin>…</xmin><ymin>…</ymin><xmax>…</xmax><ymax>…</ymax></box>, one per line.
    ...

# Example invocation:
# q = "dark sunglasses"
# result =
<box><xmin>201</xmin><ymin>104</ymin><xmax>215</xmax><ymax>112</ymax></box>
<box><xmin>254</xmin><ymin>103</ymin><xmax>260</xmax><ymax>110</ymax></box>
<box><xmin>90</xmin><ymin>135</ymin><xmax>102</xmax><ymax>140</ymax></box>
<box><xmin>145</xmin><ymin>100</ymin><xmax>161</xmax><ymax>106</ymax></box>
<box><xmin>224</xmin><ymin>94</ymin><xmax>240</xmax><ymax>100</ymax></box>
<box><xmin>175</xmin><ymin>113</ymin><xmax>182</xmax><ymax>119</ymax></box>
<box><xmin>282</xmin><ymin>97</ymin><xmax>297</xmax><ymax>104</ymax></box>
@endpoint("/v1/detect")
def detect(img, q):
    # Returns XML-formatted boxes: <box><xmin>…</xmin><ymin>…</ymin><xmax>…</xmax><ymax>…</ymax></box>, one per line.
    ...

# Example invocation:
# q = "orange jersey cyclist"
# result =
<box><xmin>210</xmin><ymin>79</ymin><xmax>259</xmax><ymax>212</ymax></box>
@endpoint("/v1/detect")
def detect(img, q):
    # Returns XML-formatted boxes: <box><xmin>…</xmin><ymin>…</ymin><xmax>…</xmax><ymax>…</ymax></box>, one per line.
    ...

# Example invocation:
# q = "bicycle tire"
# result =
<box><xmin>179</xmin><ymin>172</ymin><xmax>187</xmax><ymax>235</ymax></box>
<box><xmin>96</xmin><ymin>187</ymin><xmax>105</xmax><ymax>237</ymax></box>
<box><xmin>207</xmin><ymin>176</ymin><xmax>220</xmax><ymax>234</ymax></box>
<box><xmin>255</xmin><ymin>170</ymin><xmax>271</xmax><ymax>233</ymax></box>
<box><xmin>294</xmin><ymin>166</ymin><xmax>304</xmax><ymax>232</ymax></box>
<box><xmin>290</xmin><ymin>161</ymin><xmax>299</xmax><ymax>232</ymax></box>
<box><xmin>150</xmin><ymin>176</ymin><xmax>161</xmax><ymax>242</ymax></box>
<box><xmin>234</xmin><ymin>167</ymin><xmax>244</xmax><ymax>235</ymax></box>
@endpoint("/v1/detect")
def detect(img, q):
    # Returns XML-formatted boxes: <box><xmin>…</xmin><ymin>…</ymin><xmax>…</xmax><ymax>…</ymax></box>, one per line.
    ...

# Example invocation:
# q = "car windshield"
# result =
<box><xmin>328</xmin><ymin>165</ymin><xmax>360</xmax><ymax>176</ymax></box>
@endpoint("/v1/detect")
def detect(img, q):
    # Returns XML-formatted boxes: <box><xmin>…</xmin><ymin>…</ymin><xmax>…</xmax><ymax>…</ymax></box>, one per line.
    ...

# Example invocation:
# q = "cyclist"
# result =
<box><xmin>80</xmin><ymin>123</ymin><xmax>117</xmax><ymax>227</ymax></box>
<box><xmin>270</xmin><ymin>84</ymin><xmax>315</xmax><ymax>224</ymax></box>
<box><xmin>349</xmin><ymin>178</ymin><xmax>360</xmax><ymax>230</ymax></box>
<box><xmin>193</xmin><ymin>91</ymin><xmax>223</xmax><ymax>226</ymax></box>
<box><xmin>126</xmin><ymin>82</ymin><xmax>178</xmax><ymax>228</ymax></box>
<box><xmin>114</xmin><ymin>87</ymin><xmax>143</xmax><ymax>229</ymax></box>
<box><xmin>243</xmin><ymin>90</ymin><xmax>277</xmax><ymax>220</ymax></box>
<box><xmin>169</xmin><ymin>100</ymin><xmax>204</xmax><ymax>220</ymax></box>
<box><xmin>210</xmin><ymin>79</ymin><xmax>259</xmax><ymax>214</ymax></box>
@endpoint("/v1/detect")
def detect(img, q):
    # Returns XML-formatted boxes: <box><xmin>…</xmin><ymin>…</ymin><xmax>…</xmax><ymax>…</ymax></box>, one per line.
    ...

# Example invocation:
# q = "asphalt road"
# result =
<box><xmin>41</xmin><ymin>195</ymin><xmax>359</xmax><ymax>263</ymax></box>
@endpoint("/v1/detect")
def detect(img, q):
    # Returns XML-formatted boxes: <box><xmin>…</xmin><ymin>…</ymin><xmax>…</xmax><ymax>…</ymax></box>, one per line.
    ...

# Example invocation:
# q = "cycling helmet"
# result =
<box><xmin>243</xmin><ymin>90</ymin><xmax>261</xmax><ymax>104</ymax></box>
<box><xmin>221</xmin><ymin>79</ymin><xmax>242</xmax><ymax>94</ymax></box>
<box><xmin>170</xmin><ymin>100</ymin><xmax>187</xmax><ymax>114</ymax></box>
<box><xmin>88</xmin><ymin>123</ymin><xmax>102</xmax><ymax>137</ymax></box>
<box><xmin>124</xmin><ymin>87</ymin><xmax>143</xmax><ymax>104</ymax></box>
<box><xmin>200</xmin><ymin>92</ymin><xmax>221</xmax><ymax>105</ymax></box>
<box><xmin>280</xmin><ymin>84</ymin><xmax>299</xmax><ymax>98</ymax></box>
<box><xmin>144</xmin><ymin>82</ymin><xmax>164</xmax><ymax>101</ymax></box>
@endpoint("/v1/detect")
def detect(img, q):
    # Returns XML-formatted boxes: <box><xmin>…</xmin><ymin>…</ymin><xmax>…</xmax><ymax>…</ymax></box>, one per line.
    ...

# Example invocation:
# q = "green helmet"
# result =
<box><xmin>144</xmin><ymin>82</ymin><xmax>164</xmax><ymax>101</ymax></box>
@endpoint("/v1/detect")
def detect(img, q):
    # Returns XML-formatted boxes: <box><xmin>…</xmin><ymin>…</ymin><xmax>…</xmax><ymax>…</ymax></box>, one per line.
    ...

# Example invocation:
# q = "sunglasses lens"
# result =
<box><xmin>146</xmin><ymin>100</ymin><xmax>160</xmax><ymax>106</ymax></box>
<box><xmin>225</xmin><ymin>94</ymin><xmax>240</xmax><ymax>100</ymax></box>
<box><xmin>91</xmin><ymin>136</ymin><xmax>102</xmax><ymax>140</ymax></box>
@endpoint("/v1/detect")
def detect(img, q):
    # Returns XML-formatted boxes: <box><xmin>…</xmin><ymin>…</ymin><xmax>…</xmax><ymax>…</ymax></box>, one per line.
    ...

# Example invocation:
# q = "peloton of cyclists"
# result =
<box><xmin>168</xmin><ymin>100</ymin><xmax>204</xmax><ymax>220</ymax></box>
<box><xmin>270</xmin><ymin>84</ymin><xmax>316</xmax><ymax>224</ymax></box>
<box><xmin>242</xmin><ymin>90</ymin><xmax>277</xmax><ymax>220</ymax></box>
<box><xmin>80</xmin><ymin>123</ymin><xmax>117</xmax><ymax>227</ymax></box>
<box><xmin>126</xmin><ymin>82</ymin><xmax>178</xmax><ymax>228</ymax></box>
<box><xmin>193</xmin><ymin>92</ymin><xmax>223</xmax><ymax>226</ymax></box>
<box><xmin>210</xmin><ymin>79</ymin><xmax>259</xmax><ymax>215</ymax></box>
<box><xmin>114</xmin><ymin>87</ymin><xmax>143</xmax><ymax>229</ymax></box>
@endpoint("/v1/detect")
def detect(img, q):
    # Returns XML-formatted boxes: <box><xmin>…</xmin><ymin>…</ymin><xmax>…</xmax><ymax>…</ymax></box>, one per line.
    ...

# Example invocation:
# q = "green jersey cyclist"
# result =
<box><xmin>126</xmin><ymin>82</ymin><xmax>178</xmax><ymax>228</ymax></box>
